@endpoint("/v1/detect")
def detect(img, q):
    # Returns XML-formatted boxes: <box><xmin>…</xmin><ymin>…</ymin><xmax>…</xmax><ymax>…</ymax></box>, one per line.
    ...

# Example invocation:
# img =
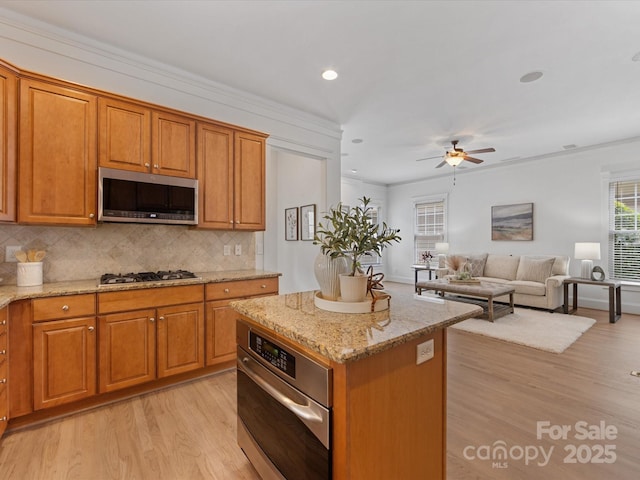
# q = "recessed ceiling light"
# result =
<box><xmin>322</xmin><ymin>69</ymin><xmax>338</xmax><ymax>80</ymax></box>
<box><xmin>352</xmin><ymin>138</ymin><xmax>363</xmax><ymax>144</ymax></box>
<box><xmin>351</xmin><ymin>169</ymin><xmax>358</xmax><ymax>174</ymax></box>
<box><xmin>632</xmin><ymin>51</ymin><xmax>640</xmax><ymax>62</ymax></box>
<box><xmin>520</xmin><ymin>71</ymin><xmax>543</xmax><ymax>83</ymax></box>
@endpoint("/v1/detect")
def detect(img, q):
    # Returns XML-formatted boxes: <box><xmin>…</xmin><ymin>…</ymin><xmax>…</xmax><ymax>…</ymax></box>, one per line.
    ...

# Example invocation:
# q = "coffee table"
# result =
<box><xmin>416</xmin><ymin>278</ymin><xmax>515</xmax><ymax>322</ymax></box>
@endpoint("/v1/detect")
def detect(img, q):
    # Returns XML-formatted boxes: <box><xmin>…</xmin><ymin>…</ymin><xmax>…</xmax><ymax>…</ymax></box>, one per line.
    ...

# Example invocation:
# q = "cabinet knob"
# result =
<box><xmin>62</xmin><ymin>305</ymin><xmax>69</xmax><ymax>312</ymax></box>
<box><xmin>145</xmin><ymin>163</ymin><xmax>150</xmax><ymax>168</ymax></box>
<box><xmin>150</xmin><ymin>317</ymin><xmax>155</xmax><ymax>323</ymax></box>
<box><xmin>0</xmin><ymin>416</ymin><xmax>6</xmax><ymax>422</ymax></box>
<box><xmin>224</xmin><ymin>288</ymin><xmax>230</xmax><ymax>293</ymax></box>
<box><xmin>89</xmin><ymin>213</ymin><xmax>95</xmax><ymax>219</ymax></box>
<box><xmin>153</xmin><ymin>164</ymin><xmax>159</xmax><ymax>169</ymax></box>
<box><xmin>88</xmin><ymin>326</ymin><xmax>95</xmax><ymax>332</ymax></box>
<box><xmin>261</xmin><ymin>284</ymin><xmax>266</xmax><ymax>289</ymax></box>
<box><xmin>229</xmin><ymin>221</ymin><xmax>234</xmax><ymax>224</ymax></box>
<box><xmin>0</xmin><ymin>320</ymin><xmax>5</xmax><ymax>325</ymax></box>
<box><xmin>159</xmin><ymin>316</ymin><xmax>165</xmax><ymax>321</ymax></box>
<box><xmin>0</xmin><ymin>378</ymin><xmax>6</xmax><ymax>384</ymax></box>
<box><xmin>0</xmin><ymin>350</ymin><xmax>5</xmax><ymax>355</ymax></box>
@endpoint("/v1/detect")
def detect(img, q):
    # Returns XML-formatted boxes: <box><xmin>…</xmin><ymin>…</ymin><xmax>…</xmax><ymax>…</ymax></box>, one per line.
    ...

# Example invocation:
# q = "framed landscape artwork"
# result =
<box><xmin>491</xmin><ymin>203</ymin><xmax>534</xmax><ymax>241</ymax></box>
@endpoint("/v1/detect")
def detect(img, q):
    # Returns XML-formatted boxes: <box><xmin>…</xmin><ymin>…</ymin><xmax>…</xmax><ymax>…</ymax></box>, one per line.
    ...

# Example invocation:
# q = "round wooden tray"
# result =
<box><xmin>314</xmin><ymin>291</ymin><xmax>390</xmax><ymax>313</ymax></box>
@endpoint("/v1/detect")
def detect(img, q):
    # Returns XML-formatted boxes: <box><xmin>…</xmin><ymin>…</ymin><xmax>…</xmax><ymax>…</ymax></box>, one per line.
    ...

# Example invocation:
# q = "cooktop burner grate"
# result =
<box><xmin>100</xmin><ymin>270</ymin><xmax>197</xmax><ymax>285</ymax></box>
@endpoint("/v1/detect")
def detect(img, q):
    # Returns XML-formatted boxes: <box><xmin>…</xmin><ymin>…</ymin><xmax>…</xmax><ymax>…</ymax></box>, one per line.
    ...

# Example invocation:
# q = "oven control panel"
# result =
<box><xmin>249</xmin><ymin>331</ymin><xmax>296</xmax><ymax>379</ymax></box>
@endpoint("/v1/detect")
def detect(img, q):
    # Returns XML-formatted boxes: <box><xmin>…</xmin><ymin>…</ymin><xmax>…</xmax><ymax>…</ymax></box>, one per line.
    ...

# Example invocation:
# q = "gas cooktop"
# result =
<box><xmin>100</xmin><ymin>270</ymin><xmax>198</xmax><ymax>285</ymax></box>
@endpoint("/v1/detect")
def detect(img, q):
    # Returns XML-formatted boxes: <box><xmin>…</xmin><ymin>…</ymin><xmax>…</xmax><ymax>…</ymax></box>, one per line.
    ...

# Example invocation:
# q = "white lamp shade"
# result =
<box><xmin>574</xmin><ymin>242</ymin><xmax>601</xmax><ymax>260</ymax></box>
<box><xmin>445</xmin><ymin>156</ymin><xmax>463</xmax><ymax>167</ymax></box>
<box><xmin>435</xmin><ymin>242</ymin><xmax>449</xmax><ymax>254</ymax></box>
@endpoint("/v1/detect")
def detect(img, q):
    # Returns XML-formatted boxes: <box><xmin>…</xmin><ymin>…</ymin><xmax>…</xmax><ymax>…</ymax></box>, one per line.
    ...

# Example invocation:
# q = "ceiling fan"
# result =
<box><xmin>417</xmin><ymin>140</ymin><xmax>496</xmax><ymax>168</ymax></box>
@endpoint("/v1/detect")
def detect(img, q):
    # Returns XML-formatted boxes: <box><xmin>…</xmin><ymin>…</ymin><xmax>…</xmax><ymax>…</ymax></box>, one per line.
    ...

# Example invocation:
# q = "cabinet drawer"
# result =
<box><xmin>32</xmin><ymin>294</ymin><xmax>96</xmax><ymax>322</ymax></box>
<box><xmin>98</xmin><ymin>284</ymin><xmax>204</xmax><ymax>314</ymax></box>
<box><xmin>206</xmin><ymin>277</ymin><xmax>278</xmax><ymax>300</ymax></box>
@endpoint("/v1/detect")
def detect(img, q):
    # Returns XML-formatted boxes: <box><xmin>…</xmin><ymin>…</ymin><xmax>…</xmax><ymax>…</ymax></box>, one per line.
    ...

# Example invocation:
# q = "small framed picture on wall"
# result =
<box><xmin>285</xmin><ymin>207</ymin><xmax>298</xmax><ymax>241</ymax></box>
<box><xmin>300</xmin><ymin>204</ymin><xmax>316</xmax><ymax>241</ymax></box>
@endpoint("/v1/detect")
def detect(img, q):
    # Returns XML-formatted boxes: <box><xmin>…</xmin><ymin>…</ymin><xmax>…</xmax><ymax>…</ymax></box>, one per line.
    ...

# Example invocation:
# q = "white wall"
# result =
<box><xmin>385</xmin><ymin>140</ymin><xmax>640</xmax><ymax>314</ymax></box>
<box><xmin>264</xmin><ymin>150</ymin><xmax>327</xmax><ymax>294</ymax></box>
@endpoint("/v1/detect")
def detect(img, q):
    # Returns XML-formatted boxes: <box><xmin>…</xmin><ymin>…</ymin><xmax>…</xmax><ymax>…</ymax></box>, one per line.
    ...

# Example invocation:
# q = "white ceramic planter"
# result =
<box><xmin>314</xmin><ymin>252</ymin><xmax>349</xmax><ymax>301</ymax></box>
<box><xmin>339</xmin><ymin>273</ymin><xmax>368</xmax><ymax>302</ymax></box>
<box><xmin>17</xmin><ymin>261</ymin><xmax>43</xmax><ymax>287</ymax></box>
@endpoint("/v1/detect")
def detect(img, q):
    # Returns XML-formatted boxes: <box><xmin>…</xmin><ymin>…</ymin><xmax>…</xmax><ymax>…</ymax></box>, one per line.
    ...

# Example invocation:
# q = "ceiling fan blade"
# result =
<box><xmin>416</xmin><ymin>154</ymin><xmax>445</xmax><ymax>162</ymax></box>
<box><xmin>462</xmin><ymin>156</ymin><xmax>484</xmax><ymax>164</ymax></box>
<box><xmin>435</xmin><ymin>160</ymin><xmax>447</xmax><ymax>168</ymax></box>
<box><xmin>465</xmin><ymin>147</ymin><xmax>495</xmax><ymax>155</ymax></box>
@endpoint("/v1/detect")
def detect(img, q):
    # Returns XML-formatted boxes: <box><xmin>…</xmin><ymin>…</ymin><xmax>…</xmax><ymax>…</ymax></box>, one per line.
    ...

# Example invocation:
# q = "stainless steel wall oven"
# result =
<box><xmin>236</xmin><ymin>320</ymin><xmax>332</xmax><ymax>480</ymax></box>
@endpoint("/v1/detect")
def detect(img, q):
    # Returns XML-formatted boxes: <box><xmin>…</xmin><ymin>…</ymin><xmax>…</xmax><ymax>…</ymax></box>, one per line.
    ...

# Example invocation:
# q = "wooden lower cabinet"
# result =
<box><xmin>98</xmin><ymin>297</ymin><xmax>204</xmax><ymax>392</ymax></box>
<box><xmin>98</xmin><ymin>309</ymin><xmax>156</xmax><ymax>393</ymax></box>
<box><xmin>205</xmin><ymin>303</ymin><xmax>236</xmax><ymax>366</ymax></box>
<box><xmin>32</xmin><ymin>317</ymin><xmax>96</xmax><ymax>410</ymax></box>
<box><xmin>0</xmin><ymin>307</ymin><xmax>8</xmax><ymax>437</ymax></box>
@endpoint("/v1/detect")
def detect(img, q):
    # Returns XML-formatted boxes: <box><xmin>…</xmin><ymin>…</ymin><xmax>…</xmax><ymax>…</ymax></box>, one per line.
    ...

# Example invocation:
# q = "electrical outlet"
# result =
<box><xmin>416</xmin><ymin>339</ymin><xmax>434</xmax><ymax>365</ymax></box>
<box><xmin>235</xmin><ymin>244</ymin><xmax>242</xmax><ymax>256</ymax></box>
<box><xmin>223</xmin><ymin>245</ymin><xmax>231</xmax><ymax>256</ymax></box>
<box><xmin>5</xmin><ymin>245</ymin><xmax>22</xmax><ymax>262</ymax></box>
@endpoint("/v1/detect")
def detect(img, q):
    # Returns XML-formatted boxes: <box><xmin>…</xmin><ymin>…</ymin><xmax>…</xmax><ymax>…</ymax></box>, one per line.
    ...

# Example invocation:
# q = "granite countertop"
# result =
<box><xmin>231</xmin><ymin>283</ymin><xmax>482</xmax><ymax>364</ymax></box>
<box><xmin>0</xmin><ymin>269</ymin><xmax>280</xmax><ymax>308</ymax></box>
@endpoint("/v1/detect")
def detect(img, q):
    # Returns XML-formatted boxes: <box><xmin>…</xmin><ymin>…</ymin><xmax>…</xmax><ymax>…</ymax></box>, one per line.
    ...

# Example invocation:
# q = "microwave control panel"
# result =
<box><xmin>249</xmin><ymin>331</ymin><xmax>296</xmax><ymax>379</ymax></box>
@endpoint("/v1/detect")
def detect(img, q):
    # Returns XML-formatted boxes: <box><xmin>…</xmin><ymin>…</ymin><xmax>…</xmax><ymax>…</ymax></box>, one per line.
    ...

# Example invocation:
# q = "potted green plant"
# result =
<box><xmin>314</xmin><ymin>197</ymin><xmax>401</xmax><ymax>302</ymax></box>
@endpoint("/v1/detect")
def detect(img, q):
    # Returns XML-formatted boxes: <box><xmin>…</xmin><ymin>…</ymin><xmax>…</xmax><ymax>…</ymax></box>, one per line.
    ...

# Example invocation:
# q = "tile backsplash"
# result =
<box><xmin>0</xmin><ymin>223</ymin><xmax>255</xmax><ymax>285</ymax></box>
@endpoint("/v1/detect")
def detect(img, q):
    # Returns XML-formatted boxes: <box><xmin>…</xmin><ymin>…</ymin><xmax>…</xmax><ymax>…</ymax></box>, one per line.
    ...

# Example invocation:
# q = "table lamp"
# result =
<box><xmin>574</xmin><ymin>242</ymin><xmax>600</xmax><ymax>279</ymax></box>
<box><xmin>435</xmin><ymin>242</ymin><xmax>449</xmax><ymax>268</ymax></box>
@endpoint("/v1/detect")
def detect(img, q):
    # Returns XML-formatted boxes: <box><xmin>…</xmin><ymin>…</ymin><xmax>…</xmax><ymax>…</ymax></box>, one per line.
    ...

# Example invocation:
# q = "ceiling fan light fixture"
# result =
<box><xmin>445</xmin><ymin>156</ymin><xmax>463</xmax><ymax>167</ymax></box>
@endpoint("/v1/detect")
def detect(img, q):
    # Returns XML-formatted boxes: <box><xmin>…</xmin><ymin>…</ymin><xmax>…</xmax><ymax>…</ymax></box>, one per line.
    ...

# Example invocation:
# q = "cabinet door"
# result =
<box><xmin>234</xmin><ymin>131</ymin><xmax>265</xmax><ymax>230</ymax></box>
<box><xmin>98</xmin><ymin>309</ymin><xmax>156</xmax><ymax>393</ymax></box>
<box><xmin>19</xmin><ymin>78</ymin><xmax>97</xmax><ymax>225</ymax></box>
<box><xmin>196</xmin><ymin>122</ymin><xmax>234</xmax><ymax>229</ymax></box>
<box><xmin>205</xmin><ymin>302</ymin><xmax>237</xmax><ymax>366</ymax></box>
<box><xmin>33</xmin><ymin>317</ymin><xmax>96</xmax><ymax>410</ymax></box>
<box><xmin>0</xmin><ymin>64</ymin><xmax>17</xmax><ymax>223</ymax></box>
<box><xmin>157</xmin><ymin>302</ymin><xmax>204</xmax><ymax>378</ymax></box>
<box><xmin>0</xmin><ymin>307</ymin><xmax>7</xmax><ymax>437</ymax></box>
<box><xmin>98</xmin><ymin>97</ymin><xmax>151</xmax><ymax>172</ymax></box>
<box><xmin>151</xmin><ymin>110</ymin><xmax>196</xmax><ymax>178</ymax></box>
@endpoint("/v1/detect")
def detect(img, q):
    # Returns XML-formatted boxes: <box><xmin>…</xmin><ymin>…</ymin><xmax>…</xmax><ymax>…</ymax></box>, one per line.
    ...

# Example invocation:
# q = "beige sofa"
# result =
<box><xmin>438</xmin><ymin>253</ymin><xmax>570</xmax><ymax>311</ymax></box>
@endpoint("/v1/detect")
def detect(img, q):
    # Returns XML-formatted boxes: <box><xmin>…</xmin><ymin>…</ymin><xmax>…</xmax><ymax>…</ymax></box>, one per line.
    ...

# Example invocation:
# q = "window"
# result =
<box><xmin>609</xmin><ymin>179</ymin><xmax>640</xmax><ymax>281</ymax></box>
<box><xmin>415</xmin><ymin>198</ymin><xmax>446</xmax><ymax>263</ymax></box>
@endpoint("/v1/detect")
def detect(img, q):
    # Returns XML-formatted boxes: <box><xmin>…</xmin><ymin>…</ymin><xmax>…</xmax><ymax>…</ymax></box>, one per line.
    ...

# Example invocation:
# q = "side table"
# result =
<box><xmin>563</xmin><ymin>277</ymin><xmax>621</xmax><ymax>323</ymax></box>
<box><xmin>411</xmin><ymin>264</ymin><xmax>437</xmax><ymax>293</ymax></box>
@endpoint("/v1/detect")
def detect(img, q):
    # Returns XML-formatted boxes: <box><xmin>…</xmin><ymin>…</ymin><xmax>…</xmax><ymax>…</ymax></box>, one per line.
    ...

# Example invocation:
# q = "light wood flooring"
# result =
<box><xmin>1</xmin><ymin>304</ymin><xmax>639</xmax><ymax>479</ymax></box>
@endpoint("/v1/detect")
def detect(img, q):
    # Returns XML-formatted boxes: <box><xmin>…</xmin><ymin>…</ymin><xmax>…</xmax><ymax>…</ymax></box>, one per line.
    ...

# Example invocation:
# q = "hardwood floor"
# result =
<box><xmin>1</xmin><ymin>305</ymin><xmax>638</xmax><ymax>479</ymax></box>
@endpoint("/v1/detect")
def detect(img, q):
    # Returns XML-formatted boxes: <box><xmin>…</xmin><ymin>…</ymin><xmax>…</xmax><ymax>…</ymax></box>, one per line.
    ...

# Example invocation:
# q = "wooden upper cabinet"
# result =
<box><xmin>196</xmin><ymin>124</ymin><xmax>266</xmax><ymax>230</ymax></box>
<box><xmin>18</xmin><ymin>78</ymin><xmax>97</xmax><ymax>225</ymax></box>
<box><xmin>197</xmin><ymin>122</ymin><xmax>234</xmax><ymax>229</ymax></box>
<box><xmin>98</xmin><ymin>97</ymin><xmax>151</xmax><ymax>172</ymax></box>
<box><xmin>151</xmin><ymin>110</ymin><xmax>196</xmax><ymax>178</ymax></box>
<box><xmin>0</xmin><ymin>63</ymin><xmax>17</xmax><ymax>223</ymax></box>
<box><xmin>234</xmin><ymin>131</ymin><xmax>266</xmax><ymax>230</ymax></box>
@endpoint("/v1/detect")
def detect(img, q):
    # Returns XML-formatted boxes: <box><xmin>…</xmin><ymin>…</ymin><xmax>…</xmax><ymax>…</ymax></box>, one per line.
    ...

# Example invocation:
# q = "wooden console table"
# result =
<box><xmin>563</xmin><ymin>277</ymin><xmax>621</xmax><ymax>323</ymax></box>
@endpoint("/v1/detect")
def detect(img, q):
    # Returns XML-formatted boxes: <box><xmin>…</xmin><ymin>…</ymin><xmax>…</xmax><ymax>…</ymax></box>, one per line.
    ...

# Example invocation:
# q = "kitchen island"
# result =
<box><xmin>231</xmin><ymin>283</ymin><xmax>482</xmax><ymax>480</ymax></box>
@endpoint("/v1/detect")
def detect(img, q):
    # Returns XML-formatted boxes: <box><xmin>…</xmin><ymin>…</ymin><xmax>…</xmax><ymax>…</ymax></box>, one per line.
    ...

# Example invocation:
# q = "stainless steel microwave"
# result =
<box><xmin>98</xmin><ymin>167</ymin><xmax>198</xmax><ymax>225</ymax></box>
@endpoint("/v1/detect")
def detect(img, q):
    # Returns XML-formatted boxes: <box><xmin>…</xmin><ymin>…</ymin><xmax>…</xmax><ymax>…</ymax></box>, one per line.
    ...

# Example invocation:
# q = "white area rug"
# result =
<box><xmin>450</xmin><ymin>308</ymin><xmax>596</xmax><ymax>353</ymax></box>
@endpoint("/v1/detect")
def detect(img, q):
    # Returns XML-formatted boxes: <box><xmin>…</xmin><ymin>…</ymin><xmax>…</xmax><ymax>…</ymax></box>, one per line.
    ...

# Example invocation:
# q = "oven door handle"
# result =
<box><xmin>238</xmin><ymin>356</ymin><xmax>324</xmax><ymax>424</ymax></box>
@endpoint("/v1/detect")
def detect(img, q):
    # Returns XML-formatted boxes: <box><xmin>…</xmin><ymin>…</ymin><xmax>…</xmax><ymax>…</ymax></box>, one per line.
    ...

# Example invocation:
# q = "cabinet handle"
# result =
<box><xmin>0</xmin><ymin>350</ymin><xmax>5</xmax><ymax>355</ymax></box>
<box><xmin>150</xmin><ymin>317</ymin><xmax>155</xmax><ymax>323</ymax></box>
<box><xmin>159</xmin><ymin>316</ymin><xmax>165</xmax><ymax>321</ymax></box>
<box><xmin>229</xmin><ymin>221</ymin><xmax>234</xmax><ymax>224</ymax></box>
<box><xmin>0</xmin><ymin>320</ymin><xmax>5</xmax><ymax>325</ymax></box>
<box><xmin>224</xmin><ymin>288</ymin><xmax>230</xmax><ymax>293</ymax></box>
<box><xmin>0</xmin><ymin>378</ymin><xmax>6</xmax><ymax>384</ymax></box>
<box><xmin>89</xmin><ymin>213</ymin><xmax>95</xmax><ymax>219</ymax></box>
<box><xmin>261</xmin><ymin>284</ymin><xmax>266</xmax><ymax>289</ymax></box>
<box><xmin>88</xmin><ymin>326</ymin><xmax>95</xmax><ymax>332</ymax></box>
<box><xmin>0</xmin><ymin>416</ymin><xmax>6</xmax><ymax>422</ymax></box>
<box><xmin>153</xmin><ymin>164</ymin><xmax>159</xmax><ymax>169</ymax></box>
<box><xmin>62</xmin><ymin>305</ymin><xmax>69</xmax><ymax>312</ymax></box>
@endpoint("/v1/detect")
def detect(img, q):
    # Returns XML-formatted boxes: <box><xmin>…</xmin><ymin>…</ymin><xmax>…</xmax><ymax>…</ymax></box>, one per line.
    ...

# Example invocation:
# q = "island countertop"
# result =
<box><xmin>231</xmin><ymin>283</ymin><xmax>482</xmax><ymax>363</ymax></box>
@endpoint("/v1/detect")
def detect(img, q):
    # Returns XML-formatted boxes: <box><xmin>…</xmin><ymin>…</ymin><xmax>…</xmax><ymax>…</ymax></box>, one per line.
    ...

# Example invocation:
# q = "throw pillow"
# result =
<box><xmin>516</xmin><ymin>257</ymin><xmax>555</xmax><ymax>284</ymax></box>
<box><xmin>466</xmin><ymin>253</ymin><xmax>488</xmax><ymax>277</ymax></box>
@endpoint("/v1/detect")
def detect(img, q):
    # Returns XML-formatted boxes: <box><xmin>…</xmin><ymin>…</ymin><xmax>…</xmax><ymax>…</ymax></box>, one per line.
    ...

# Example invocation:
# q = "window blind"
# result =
<box><xmin>609</xmin><ymin>179</ymin><xmax>640</xmax><ymax>281</ymax></box>
<box><xmin>415</xmin><ymin>200</ymin><xmax>445</xmax><ymax>263</ymax></box>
